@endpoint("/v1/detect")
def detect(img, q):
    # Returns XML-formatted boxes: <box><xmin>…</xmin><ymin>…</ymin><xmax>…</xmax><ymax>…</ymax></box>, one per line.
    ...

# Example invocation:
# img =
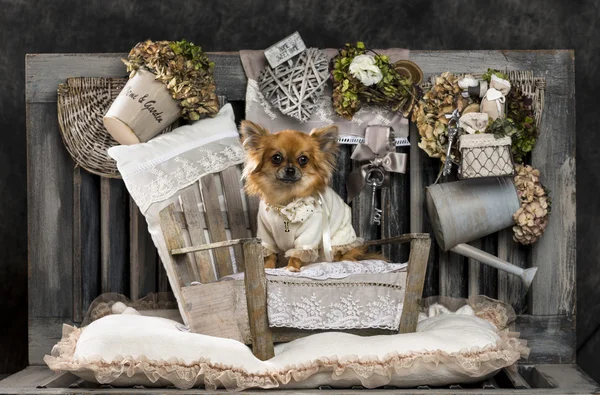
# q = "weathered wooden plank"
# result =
<box><xmin>533</xmin><ymin>364</ymin><xmax>600</xmax><ymax>393</ymax></box>
<box><xmin>399</xmin><ymin>238</ymin><xmax>431</xmax><ymax>333</ymax></box>
<box><xmin>27</xmin><ymin>102</ymin><xmax>74</xmax><ymax>365</ymax></box>
<box><xmin>480</xmin><ymin>234</ymin><xmax>498</xmax><ymax>298</ymax></box>
<box><xmin>439</xmin><ymin>250</ymin><xmax>467</xmax><ymax>298</ymax></box>
<box><xmin>220</xmin><ymin>166</ymin><xmax>249</xmax><ymax>271</ymax></box>
<box><xmin>468</xmin><ymin>239</ymin><xmax>482</xmax><ymax>297</ymax></box>
<box><xmin>246</xmin><ymin>194</ymin><xmax>260</xmax><ymax>237</ymax></box>
<box><xmin>409</xmin><ymin>122</ymin><xmax>440</xmax><ymax>298</ymax></box>
<box><xmin>156</xmin><ymin>255</ymin><xmax>171</xmax><ymax>293</ymax></box>
<box><xmin>26</xmin><ymin>53</ymin><xmax>246</xmax><ymax>104</ymax></box>
<box><xmin>469</xmin><ymin>236</ymin><xmax>499</xmax><ymax>298</ymax></box>
<box><xmin>243</xmin><ymin>241</ymin><xmax>274</xmax><ymax>360</ymax></box>
<box><xmin>382</xmin><ymin>146</ymin><xmax>410</xmax><ymax>263</ymax></box>
<box><xmin>502</xmin><ymin>367</ymin><xmax>530</xmax><ymax>389</ymax></box>
<box><xmin>331</xmin><ymin>144</ymin><xmax>351</xmax><ymax>202</ymax></box>
<box><xmin>363</xmin><ymin>233</ymin><xmax>429</xmax><ymax>246</ymax></box>
<box><xmin>200</xmin><ymin>175</ymin><xmax>233</xmax><ymax>277</ymax></box>
<box><xmin>515</xmin><ymin>314</ymin><xmax>576</xmax><ymax>364</ymax></box>
<box><xmin>37</xmin><ymin>373</ymin><xmax>80</xmax><ymax>389</ymax></box>
<box><xmin>72</xmin><ymin>168</ymin><xmax>100</xmax><ymax>322</ymax></box>
<box><xmin>100</xmin><ymin>178</ymin><xmax>129</xmax><ymax>295</ymax></box>
<box><xmin>529</xmin><ymin>53</ymin><xmax>576</xmax><ymax>316</ymax></box>
<box><xmin>181</xmin><ymin>282</ymin><xmax>246</xmax><ymax>343</ymax></box>
<box><xmin>129</xmin><ymin>199</ymin><xmax>157</xmax><ymax>300</ymax></box>
<box><xmin>0</xmin><ymin>367</ymin><xmax>62</xmax><ymax>388</ymax></box>
<box><xmin>180</xmin><ymin>188</ymin><xmax>215</xmax><ymax>283</ymax></box>
<box><xmin>28</xmin><ymin>318</ymin><xmax>73</xmax><ymax>366</ymax></box>
<box><xmin>498</xmin><ymin>229</ymin><xmax>528</xmax><ymax>314</ymax></box>
<box><xmin>434</xmin><ymin>169</ymin><xmax>468</xmax><ymax>298</ymax></box>
<box><xmin>4</xmin><ymin>365</ymin><xmax>598</xmax><ymax>394</ymax></box>
<box><xmin>158</xmin><ymin>205</ymin><xmax>194</xmax><ymax>288</ymax></box>
<box><xmin>172</xmin><ymin>238</ymin><xmax>258</xmax><ymax>255</ymax></box>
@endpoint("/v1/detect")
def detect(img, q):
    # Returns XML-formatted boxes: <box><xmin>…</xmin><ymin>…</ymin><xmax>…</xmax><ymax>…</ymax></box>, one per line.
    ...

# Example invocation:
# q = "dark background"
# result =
<box><xmin>1</xmin><ymin>0</ymin><xmax>598</xmax><ymax>382</ymax></box>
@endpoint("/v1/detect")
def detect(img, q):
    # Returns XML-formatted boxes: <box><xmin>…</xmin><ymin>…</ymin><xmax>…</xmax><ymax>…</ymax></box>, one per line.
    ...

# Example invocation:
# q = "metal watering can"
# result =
<box><xmin>425</xmin><ymin>177</ymin><xmax>538</xmax><ymax>289</ymax></box>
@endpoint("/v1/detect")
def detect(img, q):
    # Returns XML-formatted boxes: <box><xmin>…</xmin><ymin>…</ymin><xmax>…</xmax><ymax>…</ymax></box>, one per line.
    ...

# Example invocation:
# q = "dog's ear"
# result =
<box><xmin>240</xmin><ymin>121</ymin><xmax>270</xmax><ymax>151</ymax></box>
<box><xmin>310</xmin><ymin>125</ymin><xmax>339</xmax><ymax>155</ymax></box>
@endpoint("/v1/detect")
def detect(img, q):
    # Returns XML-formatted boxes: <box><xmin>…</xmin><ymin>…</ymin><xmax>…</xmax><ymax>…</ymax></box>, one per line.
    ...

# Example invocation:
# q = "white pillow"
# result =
<box><xmin>108</xmin><ymin>103</ymin><xmax>243</xmax><ymax>213</ymax></box>
<box><xmin>107</xmin><ymin>104</ymin><xmax>245</xmax><ymax>324</ymax></box>
<box><xmin>44</xmin><ymin>306</ymin><xmax>528</xmax><ymax>390</ymax></box>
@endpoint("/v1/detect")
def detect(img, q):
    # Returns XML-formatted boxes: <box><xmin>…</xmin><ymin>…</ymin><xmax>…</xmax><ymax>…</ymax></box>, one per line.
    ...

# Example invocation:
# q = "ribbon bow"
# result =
<box><xmin>347</xmin><ymin>126</ymin><xmax>407</xmax><ymax>202</ymax></box>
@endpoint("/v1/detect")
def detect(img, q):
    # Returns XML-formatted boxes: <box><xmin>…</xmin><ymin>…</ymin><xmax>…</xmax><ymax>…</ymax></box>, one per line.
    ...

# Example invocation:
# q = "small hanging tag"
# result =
<box><xmin>264</xmin><ymin>31</ymin><xmax>306</xmax><ymax>68</ymax></box>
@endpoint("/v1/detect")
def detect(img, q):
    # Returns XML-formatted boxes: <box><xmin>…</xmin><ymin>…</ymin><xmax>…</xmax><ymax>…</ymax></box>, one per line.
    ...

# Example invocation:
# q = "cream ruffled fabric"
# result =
<box><xmin>44</xmin><ymin>297</ymin><xmax>528</xmax><ymax>391</ymax></box>
<box><xmin>258</xmin><ymin>187</ymin><xmax>362</xmax><ymax>263</ymax></box>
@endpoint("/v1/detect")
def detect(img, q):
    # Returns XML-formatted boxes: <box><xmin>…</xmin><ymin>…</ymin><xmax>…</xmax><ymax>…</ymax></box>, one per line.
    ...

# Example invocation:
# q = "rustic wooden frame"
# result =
<box><xmin>157</xmin><ymin>173</ymin><xmax>431</xmax><ymax>361</ymax></box>
<box><xmin>8</xmin><ymin>49</ymin><xmax>590</xmax><ymax>393</ymax></box>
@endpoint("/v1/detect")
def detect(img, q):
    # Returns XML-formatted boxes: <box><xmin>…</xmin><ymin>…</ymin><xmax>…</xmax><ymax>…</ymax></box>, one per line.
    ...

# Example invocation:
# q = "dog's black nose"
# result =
<box><xmin>285</xmin><ymin>167</ymin><xmax>296</xmax><ymax>177</ymax></box>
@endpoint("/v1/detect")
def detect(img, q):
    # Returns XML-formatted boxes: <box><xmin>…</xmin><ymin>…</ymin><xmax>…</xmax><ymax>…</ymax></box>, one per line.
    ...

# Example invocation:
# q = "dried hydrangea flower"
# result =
<box><xmin>412</xmin><ymin>72</ymin><xmax>471</xmax><ymax>162</ymax></box>
<box><xmin>122</xmin><ymin>39</ymin><xmax>219</xmax><ymax>121</ymax></box>
<box><xmin>512</xmin><ymin>164</ymin><xmax>551</xmax><ymax>245</ymax></box>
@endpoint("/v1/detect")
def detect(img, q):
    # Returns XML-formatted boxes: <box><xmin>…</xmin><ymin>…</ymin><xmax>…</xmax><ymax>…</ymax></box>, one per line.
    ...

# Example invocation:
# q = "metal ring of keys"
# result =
<box><xmin>365</xmin><ymin>167</ymin><xmax>385</xmax><ymax>225</ymax></box>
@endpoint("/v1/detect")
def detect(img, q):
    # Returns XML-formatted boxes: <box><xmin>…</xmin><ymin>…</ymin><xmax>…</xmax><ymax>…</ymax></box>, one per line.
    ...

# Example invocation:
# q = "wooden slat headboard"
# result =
<box><xmin>25</xmin><ymin>50</ymin><xmax>575</xmax><ymax>365</ymax></box>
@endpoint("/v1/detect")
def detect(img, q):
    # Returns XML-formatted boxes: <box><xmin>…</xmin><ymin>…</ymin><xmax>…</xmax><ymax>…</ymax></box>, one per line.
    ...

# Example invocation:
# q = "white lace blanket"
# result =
<box><xmin>222</xmin><ymin>260</ymin><xmax>407</xmax><ymax>331</ymax></box>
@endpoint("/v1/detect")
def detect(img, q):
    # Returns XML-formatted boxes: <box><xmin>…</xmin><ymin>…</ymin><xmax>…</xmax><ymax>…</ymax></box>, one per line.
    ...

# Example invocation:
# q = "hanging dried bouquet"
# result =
<box><xmin>330</xmin><ymin>42</ymin><xmax>420</xmax><ymax>119</ymax></box>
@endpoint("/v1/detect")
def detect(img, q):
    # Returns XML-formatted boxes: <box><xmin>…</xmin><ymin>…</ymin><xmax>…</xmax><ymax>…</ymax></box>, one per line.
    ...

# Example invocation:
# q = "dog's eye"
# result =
<box><xmin>298</xmin><ymin>155</ymin><xmax>309</xmax><ymax>166</ymax></box>
<box><xmin>271</xmin><ymin>154</ymin><xmax>283</xmax><ymax>164</ymax></box>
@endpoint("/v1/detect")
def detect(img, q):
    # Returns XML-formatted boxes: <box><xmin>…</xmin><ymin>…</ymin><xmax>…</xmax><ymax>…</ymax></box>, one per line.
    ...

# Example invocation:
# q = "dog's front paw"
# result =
<box><xmin>285</xmin><ymin>257</ymin><xmax>303</xmax><ymax>272</ymax></box>
<box><xmin>264</xmin><ymin>254</ymin><xmax>277</xmax><ymax>269</ymax></box>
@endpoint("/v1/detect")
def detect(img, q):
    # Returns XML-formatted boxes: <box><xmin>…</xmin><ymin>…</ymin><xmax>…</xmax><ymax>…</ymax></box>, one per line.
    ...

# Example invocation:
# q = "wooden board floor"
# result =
<box><xmin>0</xmin><ymin>365</ymin><xmax>598</xmax><ymax>395</ymax></box>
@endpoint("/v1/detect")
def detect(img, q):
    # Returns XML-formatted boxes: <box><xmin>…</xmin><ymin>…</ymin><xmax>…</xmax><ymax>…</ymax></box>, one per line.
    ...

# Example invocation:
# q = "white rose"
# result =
<box><xmin>458</xmin><ymin>74</ymin><xmax>479</xmax><ymax>89</ymax></box>
<box><xmin>349</xmin><ymin>54</ymin><xmax>383</xmax><ymax>86</ymax></box>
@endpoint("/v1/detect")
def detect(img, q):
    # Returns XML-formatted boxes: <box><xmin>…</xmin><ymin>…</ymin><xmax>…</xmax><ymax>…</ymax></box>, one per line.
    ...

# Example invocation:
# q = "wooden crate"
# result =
<box><xmin>2</xmin><ymin>50</ymin><xmax>596</xmax><ymax>394</ymax></box>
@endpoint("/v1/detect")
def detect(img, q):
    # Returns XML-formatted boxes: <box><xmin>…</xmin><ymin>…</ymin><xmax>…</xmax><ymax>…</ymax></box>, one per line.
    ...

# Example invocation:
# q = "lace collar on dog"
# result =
<box><xmin>265</xmin><ymin>196</ymin><xmax>318</xmax><ymax>223</ymax></box>
<box><xmin>264</xmin><ymin>192</ymin><xmax>333</xmax><ymax>262</ymax></box>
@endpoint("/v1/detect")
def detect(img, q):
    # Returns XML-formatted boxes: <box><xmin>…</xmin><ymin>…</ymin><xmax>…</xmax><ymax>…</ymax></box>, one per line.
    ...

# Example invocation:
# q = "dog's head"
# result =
<box><xmin>240</xmin><ymin>121</ymin><xmax>339</xmax><ymax>205</ymax></box>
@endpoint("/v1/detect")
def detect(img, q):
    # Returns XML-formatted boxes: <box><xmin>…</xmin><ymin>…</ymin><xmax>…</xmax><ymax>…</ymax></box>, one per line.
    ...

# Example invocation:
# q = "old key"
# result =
<box><xmin>365</xmin><ymin>167</ymin><xmax>385</xmax><ymax>226</ymax></box>
<box><xmin>442</xmin><ymin>109</ymin><xmax>461</xmax><ymax>177</ymax></box>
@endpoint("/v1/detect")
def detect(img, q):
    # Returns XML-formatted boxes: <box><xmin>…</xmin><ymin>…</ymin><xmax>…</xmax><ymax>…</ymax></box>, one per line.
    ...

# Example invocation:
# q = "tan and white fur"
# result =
<box><xmin>240</xmin><ymin>121</ymin><xmax>383</xmax><ymax>271</ymax></box>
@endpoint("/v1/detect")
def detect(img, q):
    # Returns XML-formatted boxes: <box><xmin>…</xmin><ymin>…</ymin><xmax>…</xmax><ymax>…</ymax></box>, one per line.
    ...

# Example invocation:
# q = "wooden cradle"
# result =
<box><xmin>1</xmin><ymin>49</ymin><xmax>598</xmax><ymax>394</ymax></box>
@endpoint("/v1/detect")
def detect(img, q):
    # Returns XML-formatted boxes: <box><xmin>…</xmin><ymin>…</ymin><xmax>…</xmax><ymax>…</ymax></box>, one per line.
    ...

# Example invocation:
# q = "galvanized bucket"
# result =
<box><xmin>425</xmin><ymin>177</ymin><xmax>537</xmax><ymax>289</ymax></box>
<box><xmin>103</xmin><ymin>68</ymin><xmax>181</xmax><ymax>145</ymax></box>
<box><xmin>426</xmin><ymin>177</ymin><xmax>519</xmax><ymax>251</ymax></box>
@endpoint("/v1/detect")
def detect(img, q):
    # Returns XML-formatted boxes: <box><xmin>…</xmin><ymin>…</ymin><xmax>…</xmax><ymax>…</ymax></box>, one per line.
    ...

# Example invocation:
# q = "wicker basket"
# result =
<box><xmin>57</xmin><ymin>77</ymin><xmax>176</xmax><ymax>178</ymax></box>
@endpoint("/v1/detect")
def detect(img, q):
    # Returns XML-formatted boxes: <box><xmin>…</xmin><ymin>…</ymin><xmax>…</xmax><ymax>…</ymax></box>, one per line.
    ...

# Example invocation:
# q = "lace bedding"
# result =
<box><xmin>219</xmin><ymin>260</ymin><xmax>408</xmax><ymax>331</ymax></box>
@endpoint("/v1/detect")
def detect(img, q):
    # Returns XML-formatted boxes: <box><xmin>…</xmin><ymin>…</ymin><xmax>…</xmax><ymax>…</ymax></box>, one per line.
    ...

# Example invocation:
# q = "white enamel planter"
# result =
<box><xmin>103</xmin><ymin>68</ymin><xmax>181</xmax><ymax>145</ymax></box>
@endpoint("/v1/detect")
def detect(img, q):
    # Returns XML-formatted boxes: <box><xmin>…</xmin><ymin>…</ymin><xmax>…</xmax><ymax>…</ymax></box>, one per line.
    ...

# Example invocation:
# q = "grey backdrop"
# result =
<box><xmin>1</xmin><ymin>0</ymin><xmax>598</xmax><ymax>381</ymax></box>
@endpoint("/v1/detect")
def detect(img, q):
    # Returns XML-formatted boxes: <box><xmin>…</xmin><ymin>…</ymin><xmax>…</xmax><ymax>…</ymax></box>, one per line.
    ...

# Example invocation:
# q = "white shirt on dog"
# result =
<box><xmin>257</xmin><ymin>187</ymin><xmax>362</xmax><ymax>263</ymax></box>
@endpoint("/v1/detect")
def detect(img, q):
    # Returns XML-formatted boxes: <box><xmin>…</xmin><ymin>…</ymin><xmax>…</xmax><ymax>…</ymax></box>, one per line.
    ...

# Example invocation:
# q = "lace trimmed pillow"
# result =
<box><xmin>107</xmin><ymin>104</ymin><xmax>244</xmax><ymax>324</ymax></box>
<box><xmin>44</xmin><ymin>302</ymin><xmax>529</xmax><ymax>390</ymax></box>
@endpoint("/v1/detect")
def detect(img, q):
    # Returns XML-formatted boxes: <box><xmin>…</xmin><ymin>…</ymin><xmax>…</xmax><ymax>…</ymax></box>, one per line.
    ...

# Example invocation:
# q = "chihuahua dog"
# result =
<box><xmin>240</xmin><ymin>121</ymin><xmax>381</xmax><ymax>272</ymax></box>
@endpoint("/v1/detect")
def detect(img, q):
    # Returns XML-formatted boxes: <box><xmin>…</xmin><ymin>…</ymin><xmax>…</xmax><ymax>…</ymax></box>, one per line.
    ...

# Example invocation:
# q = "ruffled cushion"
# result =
<box><xmin>44</xmin><ymin>302</ymin><xmax>528</xmax><ymax>390</ymax></box>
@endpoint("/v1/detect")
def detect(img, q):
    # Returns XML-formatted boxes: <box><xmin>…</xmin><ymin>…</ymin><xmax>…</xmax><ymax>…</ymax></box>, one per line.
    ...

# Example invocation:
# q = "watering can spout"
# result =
<box><xmin>521</xmin><ymin>267</ymin><xmax>538</xmax><ymax>289</ymax></box>
<box><xmin>450</xmin><ymin>243</ymin><xmax>538</xmax><ymax>289</ymax></box>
